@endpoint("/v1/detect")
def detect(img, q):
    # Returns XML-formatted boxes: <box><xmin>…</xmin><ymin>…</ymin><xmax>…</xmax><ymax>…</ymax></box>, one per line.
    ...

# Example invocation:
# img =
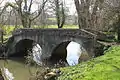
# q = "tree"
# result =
<box><xmin>0</xmin><ymin>0</ymin><xmax>48</xmax><ymax>28</ymax></box>
<box><xmin>48</xmin><ymin>0</ymin><xmax>65</xmax><ymax>28</ymax></box>
<box><xmin>55</xmin><ymin>0</ymin><xmax>65</xmax><ymax>28</ymax></box>
<box><xmin>74</xmin><ymin>0</ymin><xmax>120</xmax><ymax>41</ymax></box>
<box><xmin>74</xmin><ymin>0</ymin><xmax>104</xmax><ymax>29</ymax></box>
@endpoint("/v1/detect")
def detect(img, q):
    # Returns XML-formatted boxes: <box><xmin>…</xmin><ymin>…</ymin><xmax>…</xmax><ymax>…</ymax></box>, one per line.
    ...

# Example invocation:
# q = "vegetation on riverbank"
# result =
<box><xmin>57</xmin><ymin>46</ymin><xmax>120</xmax><ymax>80</ymax></box>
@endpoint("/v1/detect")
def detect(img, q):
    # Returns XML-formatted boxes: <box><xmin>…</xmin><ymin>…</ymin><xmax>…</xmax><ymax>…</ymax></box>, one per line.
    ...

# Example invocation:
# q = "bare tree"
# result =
<box><xmin>74</xmin><ymin>0</ymin><xmax>120</xmax><ymax>41</ymax></box>
<box><xmin>40</xmin><ymin>0</ymin><xmax>47</xmax><ymax>27</ymax></box>
<box><xmin>0</xmin><ymin>0</ymin><xmax>48</xmax><ymax>28</ymax></box>
<box><xmin>55</xmin><ymin>0</ymin><xmax>65</xmax><ymax>28</ymax></box>
<box><xmin>74</xmin><ymin>0</ymin><xmax>104</xmax><ymax>30</ymax></box>
<box><xmin>74</xmin><ymin>0</ymin><xmax>89</xmax><ymax>29</ymax></box>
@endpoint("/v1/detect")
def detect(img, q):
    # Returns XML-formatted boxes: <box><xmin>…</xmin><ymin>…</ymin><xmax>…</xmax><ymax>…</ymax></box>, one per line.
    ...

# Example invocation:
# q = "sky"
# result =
<box><xmin>65</xmin><ymin>0</ymin><xmax>76</xmax><ymax>15</ymax></box>
<box><xmin>0</xmin><ymin>0</ymin><xmax>76</xmax><ymax>15</ymax></box>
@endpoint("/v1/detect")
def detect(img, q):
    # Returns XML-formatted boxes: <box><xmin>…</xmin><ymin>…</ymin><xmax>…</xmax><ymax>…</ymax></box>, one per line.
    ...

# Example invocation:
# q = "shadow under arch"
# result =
<box><xmin>49</xmin><ymin>41</ymin><xmax>71</xmax><ymax>66</ymax></box>
<box><xmin>9</xmin><ymin>39</ymin><xmax>41</xmax><ymax>58</ymax></box>
<box><xmin>49</xmin><ymin>40</ymin><xmax>90</xmax><ymax>67</ymax></box>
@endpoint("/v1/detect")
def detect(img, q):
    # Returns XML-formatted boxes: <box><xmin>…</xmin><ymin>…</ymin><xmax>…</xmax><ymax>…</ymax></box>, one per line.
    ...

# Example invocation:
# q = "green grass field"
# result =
<box><xmin>1</xmin><ymin>25</ymin><xmax>78</xmax><ymax>34</ymax></box>
<box><xmin>57</xmin><ymin>46</ymin><xmax>120</xmax><ymax>80</ymax></box>
<box><xmin>32</xmin><ymin>25</ymin><xmax>79</xmax><ymax>29</ymax></box>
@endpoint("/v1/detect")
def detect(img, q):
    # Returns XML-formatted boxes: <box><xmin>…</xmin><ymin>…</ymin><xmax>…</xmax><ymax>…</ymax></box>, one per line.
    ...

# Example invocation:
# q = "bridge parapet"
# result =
<box><xmin>12</xmin><ymin>29</ymin><xmax>95</xmax><ymax>39</ymax></box>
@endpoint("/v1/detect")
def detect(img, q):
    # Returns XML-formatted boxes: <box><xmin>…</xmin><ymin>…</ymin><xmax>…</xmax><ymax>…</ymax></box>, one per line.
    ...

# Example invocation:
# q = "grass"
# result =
<box><xmin>57</xmin><ymin>46</ymin><xmax>120</xmax><ymax>80</ymax></box>
<box><xmin>32</xmin><ymin>25</ymin><xmax>79</xmax><ymax>29</ymax></box>
<box><xmin>1</xmin><ymin>25</ymin><xmax>78</xmax><ymax>35</ymax></box>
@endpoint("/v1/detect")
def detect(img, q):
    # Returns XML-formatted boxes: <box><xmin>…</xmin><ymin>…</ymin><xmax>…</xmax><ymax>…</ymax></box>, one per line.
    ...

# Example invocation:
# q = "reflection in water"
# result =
<box><xmin>32</xmin><ymin>43</ymin><xmax>42</xmax><ymax>65</ymax></box>
<box><xmin>0</xmin><ymin>58</ymin><xmax>39</xmax><ymax>80</ymax></box>
<box><xmin>0</xmin><ymin>69</ymin><xmax>4</xmax><ymax>80</ymax></box>
<box><xmin>2</xmin><ymin>67</ymin><xmax>14</xmax><ymax>80</ymax></box>
<box><xmin>66</xmin><ymin>41</ymin><xmax>86</xmax><ymax>66</ymax></box>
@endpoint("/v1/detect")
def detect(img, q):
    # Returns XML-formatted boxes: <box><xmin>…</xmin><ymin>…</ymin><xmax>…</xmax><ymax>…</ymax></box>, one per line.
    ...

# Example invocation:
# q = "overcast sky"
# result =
<box><xmin>65</xmin><ymin>0</ymin><xmax>76</xmax><ymax>15</ymax></box>
<box><xmin>0</xmin><ymin>0</ymin><xmax>76</xmax><ymax>15</ymax></box>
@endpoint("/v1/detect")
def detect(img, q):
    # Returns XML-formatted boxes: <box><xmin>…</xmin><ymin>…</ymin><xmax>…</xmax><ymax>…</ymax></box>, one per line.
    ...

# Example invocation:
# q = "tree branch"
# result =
<box><xmin>15</xmin><ymin>0</ymin><xmax>23</xmax><ymax>16</ymax></box>
<box><xmin>28</xmin><ymin>0</ymin><xmax>33</xmax><ymax>12</ymax></box>
<box><xmin>0</xmin><ymin>0</ymin><xmax>4</xmax><ymax>5</ymax></box>
<box><xmin>0</xmin><ymin>3</ymin><xmax>18</xmax><ymax>16</ymax></box>
<box><xmin>31</xmin><ymin>0</ymin><xmax>48</xmax><ymax>21</ymax></box>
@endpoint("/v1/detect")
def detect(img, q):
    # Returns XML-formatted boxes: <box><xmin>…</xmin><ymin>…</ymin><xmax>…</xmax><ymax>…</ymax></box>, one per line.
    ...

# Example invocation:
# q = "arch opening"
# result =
<box><xmin>49</xmin><ymin>41</ymin><xmax>71</xmax><ymax>67</ymax></box>
<box><xmin>49</xmin><ymin>41</ymin><xmax>90</xmax><ymax>67</ymax></box>
<box><xmin>66</xmin><ymin>41</ymin><xmax>89</xmax><ymax>66</ymax></box>
<box><xmin>9</xmin><ymin>39</ymin><xmax>43</xmax><ymax>65</ymax></box>
<box><xmin>9</xmin><ymin>39</ymin><xmax>34</xmax><ymax>57</ymax></box>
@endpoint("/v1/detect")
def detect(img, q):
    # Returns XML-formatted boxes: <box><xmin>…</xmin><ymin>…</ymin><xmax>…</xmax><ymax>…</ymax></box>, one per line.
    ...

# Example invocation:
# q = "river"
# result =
<box><xmin>0</xmin><ymin>58</ymin><xmax>39</xmax><ymax>80</ymax></box>
<box><xmin>0</xmin><ymin>41</ymin><xmax>89</xmax><ymax>80</ymax></box>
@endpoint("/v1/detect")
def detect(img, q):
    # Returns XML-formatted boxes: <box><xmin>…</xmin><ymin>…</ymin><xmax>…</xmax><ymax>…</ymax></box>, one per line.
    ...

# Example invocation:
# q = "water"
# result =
<box><xmin>2</xmin><ymin>67</ymin><xmax>14</xmax><ymax>80</ymax></box>
<box><xmin>0</xmin><ymin>41</ymin><xmax>88</xmax><ymax>79</ymax></box>
<box><xmin>0</xmin><ymin>58</ymin><xmax>38</xmax><ymax>80</ymax></box>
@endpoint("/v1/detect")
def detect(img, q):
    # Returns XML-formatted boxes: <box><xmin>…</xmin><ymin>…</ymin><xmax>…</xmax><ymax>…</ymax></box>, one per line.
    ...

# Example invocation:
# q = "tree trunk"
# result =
<box><xmin>21</xmin><ymin>18</ymin><xmax>27</xmax><ymax>28</ymax></box>
<box><xmin>55</xmin><ymin>0</ymin><xmax>65</xmax><ymax>28</ymax></box>
<box><xmin>28</xmin><ymin>19</ymin><xmax>31</xmax><ymax>28</ymax></box>
<box><xmin>21</xmin><ymin>15</ymin><xmax>31</xmax><ymax>28</ymax></box>
<box><xmin>117</xmin><ymin>14</ymin><xmax>120</xmax><ymax>42</ymax></box>
<box><xmin>74</xmin><ymin>0</ymin><xmax>81</xmax><ymax>29</ymax></box>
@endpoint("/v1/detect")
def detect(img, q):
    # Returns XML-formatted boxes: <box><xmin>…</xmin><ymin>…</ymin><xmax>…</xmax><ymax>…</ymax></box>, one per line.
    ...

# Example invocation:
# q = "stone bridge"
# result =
<box><xmin>6</xmin><ymin>29</ymin><xmax>96</xmax><ymax>62</ymax></box>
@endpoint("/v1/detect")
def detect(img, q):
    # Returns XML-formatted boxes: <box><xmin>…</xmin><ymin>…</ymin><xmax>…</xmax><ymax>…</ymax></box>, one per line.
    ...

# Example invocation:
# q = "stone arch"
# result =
<box><xmin>49</xmin><ymin>41</ymin><xmax>71</xmax><ymax>66</ymax></box>
<box><xmin>49</xmin><ymin>39</ymin><xmax>90</xmax><ymax>66</ymax></box>
<box><xmin>9</xmin><ymin>38</ymin><xmax>42</xmax><ymax>58</ymax></box>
